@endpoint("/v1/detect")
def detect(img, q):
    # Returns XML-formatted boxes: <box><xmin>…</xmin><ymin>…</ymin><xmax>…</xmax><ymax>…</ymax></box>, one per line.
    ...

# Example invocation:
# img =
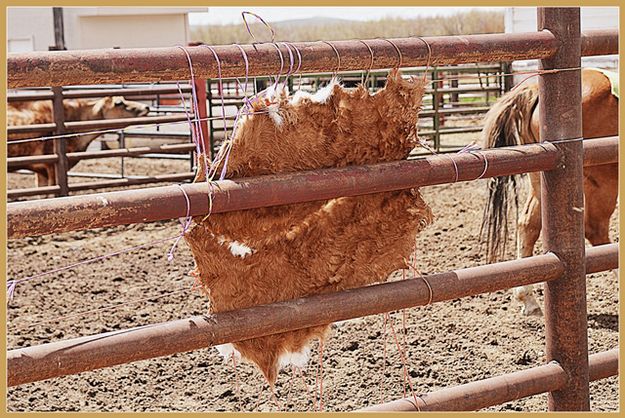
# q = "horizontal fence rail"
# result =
<box><xmin>7</xmin><ymin>114</ymin><xmax>189</xmax><ymax>137</ymax></box>
<box><xmin>7</xmin><ymin>136</ymin><xmax>617</xmax><ymax>239</ymax></box>
<box><xmin>6</xmin><ymin>173</ymin><xmax>197</xmax><ymax>199</ymax></box>
<box><xmin>7</xmin><ymin>85</ymin><xmax>192</xmax><ymax>102</ymax></box>
<box><xmin>7</xmin><ymin>144</ymin><xmax>196</xmax><ymax>169</ymax></box>
<box><xmin>359</xmin><ymin>348</ymin><xmax>618</xmax><ymax>411</ymax></box>
<box><xmin>7</xmin><ymin>30</ymin><xmax>617</xmax><ymax>88</ymax></box>
<box><xmin>6</xmin><ymin>243</ymin><xmax>617</xmax><ymax>387</ymax></box>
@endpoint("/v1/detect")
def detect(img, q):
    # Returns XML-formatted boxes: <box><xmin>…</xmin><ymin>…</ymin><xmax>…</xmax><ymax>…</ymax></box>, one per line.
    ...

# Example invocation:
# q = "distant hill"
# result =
<box><xmin>190</xmin><ymin>10</ymin><xmax>504</xmax><ymax>44</ymax></box>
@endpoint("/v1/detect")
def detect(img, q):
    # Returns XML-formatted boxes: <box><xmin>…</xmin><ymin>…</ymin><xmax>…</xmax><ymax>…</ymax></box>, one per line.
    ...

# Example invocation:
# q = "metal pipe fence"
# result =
<box><xmin>7</xmin><ymin>244</ymin><xmax>617</xmax><ymax>388</ymax></box>
<box><xmin>5</xmin><ymin>9</ymin><xmax>619</xmax><ymax>411</ymax></box>
<box><xmin>7</xmin><ymin>80</ymin><xmax>206</xmax><ymax>199</ymax></box>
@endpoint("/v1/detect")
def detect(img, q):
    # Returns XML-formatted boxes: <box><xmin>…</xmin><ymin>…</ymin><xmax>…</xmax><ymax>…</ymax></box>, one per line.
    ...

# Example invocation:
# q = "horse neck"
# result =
<box><xmin>68</xmin><ymin>132</ymin><xmax>101</xmax><ymax>153</ymax></box>
<box><xmin>67</xmin><ymin>99</ymin><xmax>102</xmax><ymax>121</ymax></box>
<box><xmin>64</xmin><ymin>100</ymin><xmax>103</xmax><ymax>152</ymax></box>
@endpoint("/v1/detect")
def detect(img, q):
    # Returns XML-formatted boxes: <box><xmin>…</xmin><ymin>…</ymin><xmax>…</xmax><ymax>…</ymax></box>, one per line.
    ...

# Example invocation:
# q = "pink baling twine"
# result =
<box><xmin>167</xmin><ymin>185</ymin><xmax>193</xmax><ymax>262</ymax></box>
<box><xmin>176</xmin><ymin>82</ymin><xmax>201</xmax><ymax>157</ymax></box>
<box><xmin>418</xmin><ymin>138</ymin><xmax>489</xmax><ymax>182</ymax></box>
<box><xmin>200</xmin><ymin>45</ymin><xmax>232</xmax><ymax>182</ymax></box>
<box><xmin>7</xmin><ymin>234</ymin><xmax>184</xmax><ymax>301</ymax></box>
<box><xmin>177</xmin><ymin>46</ymin><xmax>211</xmax><ymax>183</ymax></box>
<box><xmin>458</xmin><ymin>142</ymin><xmax>489</xmax><ymax>180</ymax></box>
<box><xmin>268</xmin><ymin>43</ymin><xmax>285</xmax><ymax>91</ymax></box>
<box><xmin>7</xmin><ymin>185</ymin><xmax>193</xmax><ymax>301</ymax></box>
<box><xmin>7</xmin><ymin>15</ymin><xmax>292</xmax><ymax>303</ymax></box>
<box><xmin>279</xmin><ymin>42</ymin><xmax>296</xmax><ymax>89</ymax></box>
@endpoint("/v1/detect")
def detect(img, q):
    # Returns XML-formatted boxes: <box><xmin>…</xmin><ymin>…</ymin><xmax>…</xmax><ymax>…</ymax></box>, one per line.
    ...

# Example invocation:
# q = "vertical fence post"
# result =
<box><xmin>52</xmin><ymin>7</ymin><xmax>65</xmax><ymax>50</ymax></box>
<box><xmin>537</xmin><ymin>7</ymin><xmax>589</xmax><ymax>411</ymax></box>
<box><xmin>207</xmin><ymin>79</ymin><xmax>215</xmax><ymax>159</ymax></box>
<box><xmin>119</xmin><ymin>131</ymin><xmax>126</xmax><ymax>179</ymax></box>
<box><xmin>51</xmin><ymin>86</ymin><xmax>69</xmax><ymax>196</ymax></box>
<box><xmin>450</xmin><ymin>65</ymin><xmax>459</xmax><ymax>104</ymax></box>
<box><xmin>431</xmin><ymin>67</ymin><xmax>442</xmax><ymax>152</ymax></box>
<box><xmin>502</xmin><ymin>62</ymin><xmax>513</xmax><ymax>92</ymax></box>
<box><xmin>194</xmin><ymin>78</ymin><xmax>210</xmax><ymax>160</ymax></box>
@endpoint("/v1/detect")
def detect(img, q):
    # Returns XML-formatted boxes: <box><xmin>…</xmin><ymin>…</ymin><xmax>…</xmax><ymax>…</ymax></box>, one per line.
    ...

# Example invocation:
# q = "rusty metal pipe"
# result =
<box><xmin>6</xmin><ymin>185</ymin><xmax>62</xmax><ymax>198</ymax></box>
<box><xmin>585</xmin><ymin>243</ymin><xmax>619</xmax><ymax>274</ymax></box>
<box><xmin>8</xmin><ymin>32</ymin><xmax>560</xmax><ymax>88</ymax></box>
<box><xmin>8</xmin><ymin>134</ymin><xmax>608</xmax><ymax>171</ymax></box>
<box><xmin>7</xmin><ymin>141</ymin><xmax>560</xmax><ymax>238</ymax></box>
<box><xmin>7</xmin><ymin>85</ymin><xmax>192</xmax><ymax>102</ymax></box>
<box><xmin>6</xmin><ymin>251</ymin><xmax>567</xmax><ymax>387</ymax></box>
<box><xmin>538</xmin><ymin>8</ymin><xmax>589</xmax><ymax>411</ymax></box>
<box><xmin>6</xmin><ymin>123</ymin><xmax>56</xmax><ymax>135</ymax></box>
<box><xmin>7</xmin><ymin>137</ymin><xmax>617</xmax><ymax>239</ymax></box>
<box><xmin>6</xmin><ymin>173</ymin><xmax>196</xmax><ymax>200</ymax></box>
<box><xmin>8</xmin><ymin>30</ymin><xmax>616</xmax><ymax>89</ymax></box>
<box><xmin>359</xmin><ymin>348</ymin><xmax>618</xmax><ymax>411</ymax></box>
<box><xmin>6</xmin><ymin>244</ymin><xmax>617</xmax><ymax>387</ymax></box>
<box><xmin>580</xmin><ymin>29</ymin><xmax>620</xmax><ymax>57</ymax></box>
<box><xmin>582</xmin><ymin>136</ymin><xmax>619</xmax><ymax>166</ymax></box>
<box><xmin>66</xmin><ymin>173</ymin><xmax>196</xmax><ymax>192</ymax></box>
<box><xmin>66</xmin><ymin>143</ymin><xmax>197</xmax><ymax>161</ymax></box>
<box><xmin>7</xmin><ymin>114</ymin><xmax>189</xmax><ymax>138</ymax></box>
<box><xmin>7</xmin><ymin>154</ymin><xmax>59</xmax><ymax>168</ymax></box>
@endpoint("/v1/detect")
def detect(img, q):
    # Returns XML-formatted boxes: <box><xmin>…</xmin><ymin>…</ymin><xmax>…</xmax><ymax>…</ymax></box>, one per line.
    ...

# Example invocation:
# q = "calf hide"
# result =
<box><xmin>184</xmin><ymin>69</ymin><xmax>433</xmax><ymax>384</ymax></box>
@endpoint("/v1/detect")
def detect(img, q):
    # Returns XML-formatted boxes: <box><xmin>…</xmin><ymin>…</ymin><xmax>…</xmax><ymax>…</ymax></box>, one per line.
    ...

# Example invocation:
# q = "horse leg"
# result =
<box><xmin>32</xmin><ymin>163</ymin><xmax>51</xmax><ymax>188</ymax></box>
<box><xmin>35</xmin><ymin>171</ymin><xmax>48</xmax><ymax>187</ymax></box>
<box><xmin>512</xmin><ymin>173</ymin><xmax>543</xmax><ymax>316</ymax></box>
<box><xmin>45</xmin><ymin>164</ymin><xmax>56</xmax><ymax>187</ymax></box>
<box><xmin>584</xmin><ymin>165</ymin><xmax>618</xmax><ymax>247</ymax></box>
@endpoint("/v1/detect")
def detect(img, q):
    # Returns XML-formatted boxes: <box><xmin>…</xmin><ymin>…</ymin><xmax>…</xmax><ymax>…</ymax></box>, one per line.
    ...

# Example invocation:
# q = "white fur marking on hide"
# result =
<box><xmin>215</xmin><ymin>235</ymin><xmax>255</xmax><ymax>258</ymax></box>
<box><xmin>310</xmin><ymin>79</ymin><xmax>339</xmax><ymax>104</ymax></box>
<box><xmin>291</xmin><ymin>90</ymin><xmax>311</xmax><ymax>105</ymax></box>
<box><xmin>215</xmin><ymin>343</ymin><xmax>242</xmax><ymax>363</ymax></box>
<box><xmin>228</xmin><ymin>241</ymin><xmax>254</xmax><ymax>258</ymax></box>
<box><xmin>265</xmin><ymin>83</ymin><xmax>288</xmax><ymax>101</ymax></box>
<box><xmin>278</xmin><ymin>346</ymin><xmax>311</xmax><ymax>370</ymax></box>
<box><xmin>267</xmin><ymin>103</ymin><xmax>284</xmax><ymax>127</ymax></box>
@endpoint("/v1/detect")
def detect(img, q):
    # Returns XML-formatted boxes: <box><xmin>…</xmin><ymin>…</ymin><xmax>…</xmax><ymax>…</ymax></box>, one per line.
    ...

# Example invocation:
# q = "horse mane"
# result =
<box><xmin>479</xmin><ymin>83</ymin><xmax>540</xmax><ymax>262</ymax></box>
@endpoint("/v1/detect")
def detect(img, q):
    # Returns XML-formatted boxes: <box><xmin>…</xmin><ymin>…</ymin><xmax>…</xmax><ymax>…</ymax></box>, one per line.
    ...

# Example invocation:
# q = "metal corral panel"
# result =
<box><xmin>505</xmin><ymin>7</ymin><xmax>618</xmax><ymax>85</ymax></box>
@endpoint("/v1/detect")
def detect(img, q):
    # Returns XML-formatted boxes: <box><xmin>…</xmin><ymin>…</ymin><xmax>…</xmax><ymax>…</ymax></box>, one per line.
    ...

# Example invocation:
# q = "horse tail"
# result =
<box><xmin>480</xmin><ymin>83</ymin><xmax>539</xmax><ymax>262</ymax></box>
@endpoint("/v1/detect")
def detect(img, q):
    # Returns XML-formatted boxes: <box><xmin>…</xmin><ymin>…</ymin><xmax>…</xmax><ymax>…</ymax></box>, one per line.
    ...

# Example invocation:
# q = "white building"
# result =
<box><xmin>505</xmin><ymin>7</ymin><xmax>619</xmax><ymax>85</ymax></box>
<box><xmin>7</xmin><ymin>7</ymin><xmax>207</xmax><ymax>52</ymax></box>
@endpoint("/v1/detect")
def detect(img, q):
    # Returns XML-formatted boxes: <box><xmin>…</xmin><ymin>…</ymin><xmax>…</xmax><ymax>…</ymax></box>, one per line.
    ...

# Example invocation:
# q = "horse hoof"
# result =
<box><xmin>523</xmin><ymin>305</ymin><xmax>543</xmax><ymax>317</ymax></box>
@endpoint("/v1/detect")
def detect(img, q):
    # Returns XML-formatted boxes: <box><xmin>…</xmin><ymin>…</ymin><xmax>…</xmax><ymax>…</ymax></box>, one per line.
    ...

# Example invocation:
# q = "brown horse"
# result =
<box><xmin>8</xmin><ymin>96</ymin><xmax>149</xmax><ymax>187</ymax></box>
<box><xmin>480</xmin><ymin>68</ymin><xmax>618</xmax><ymax>316</ymax></box>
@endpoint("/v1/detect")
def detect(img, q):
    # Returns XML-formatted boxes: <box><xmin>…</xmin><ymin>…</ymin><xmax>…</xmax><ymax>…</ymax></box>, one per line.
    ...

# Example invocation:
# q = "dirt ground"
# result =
<box><xmin>6</xmin><ymin>152</ymin><xmax>619</xmax><ymax>412</ymax></box>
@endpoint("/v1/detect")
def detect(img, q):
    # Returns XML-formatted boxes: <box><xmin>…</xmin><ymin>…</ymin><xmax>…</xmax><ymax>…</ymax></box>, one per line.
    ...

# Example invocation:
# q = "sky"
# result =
<box><xmin>188</xmin><ymin>7</ymin><xmax>504</xmax><ymax>26</ymax></box>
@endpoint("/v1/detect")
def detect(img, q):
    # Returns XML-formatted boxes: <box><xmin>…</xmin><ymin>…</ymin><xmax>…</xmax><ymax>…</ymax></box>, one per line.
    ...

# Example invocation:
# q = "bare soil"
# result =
<box><xmin>6</xmin><ymin>154</ymin><xmax>619</xmax><ymax>412</ymax></box>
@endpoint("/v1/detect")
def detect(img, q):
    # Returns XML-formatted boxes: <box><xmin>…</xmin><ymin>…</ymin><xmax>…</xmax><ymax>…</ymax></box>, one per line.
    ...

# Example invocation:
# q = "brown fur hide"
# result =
<box><xmin>184</xmin><ymin>70</ymin><xmax>433</xmax><ymax>384</ymax></box>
